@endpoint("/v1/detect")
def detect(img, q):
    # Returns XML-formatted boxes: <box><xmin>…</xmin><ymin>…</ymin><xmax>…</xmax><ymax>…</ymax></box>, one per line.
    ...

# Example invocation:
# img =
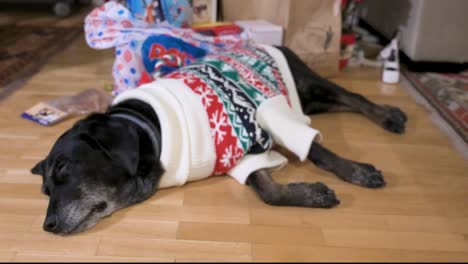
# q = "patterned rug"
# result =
<box><xmin>0</xmin><ymin>25</ymin><xmax>82</xmax><ymax>100</ymax></box>
<box><xmin>403</xmin><ymin>70</ymin><xmax>468</xmax><ymax>144</ymax></box>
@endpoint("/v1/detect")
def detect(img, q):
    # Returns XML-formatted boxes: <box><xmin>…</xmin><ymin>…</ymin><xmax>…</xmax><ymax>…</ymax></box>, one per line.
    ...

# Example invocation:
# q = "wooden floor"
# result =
<box><xmin>1</xmin><ymin>6</ymin><xmax>468</xmax><ymax>263</ymax></box>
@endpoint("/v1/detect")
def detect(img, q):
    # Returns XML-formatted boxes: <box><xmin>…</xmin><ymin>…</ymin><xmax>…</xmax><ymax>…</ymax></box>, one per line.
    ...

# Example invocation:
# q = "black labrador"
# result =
<box><xmin>31</xmin><ymin>46</ymin><xmax>407</xmax><ymax>235</ymax></box>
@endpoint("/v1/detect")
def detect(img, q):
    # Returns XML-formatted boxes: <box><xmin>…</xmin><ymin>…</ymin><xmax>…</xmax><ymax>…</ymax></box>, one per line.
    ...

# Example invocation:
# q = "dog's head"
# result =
<box><xmin>31</xmin><ymin>113</ymin><xmax>164</xmax><ymax>235</ymax></box>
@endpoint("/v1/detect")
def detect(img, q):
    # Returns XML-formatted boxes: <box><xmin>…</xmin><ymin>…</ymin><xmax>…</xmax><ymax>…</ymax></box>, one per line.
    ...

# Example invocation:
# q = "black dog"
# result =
<box><xmin>31</xmin><ymin>46</ymin><xmax>407</xmax><ymax>235</ymax></box>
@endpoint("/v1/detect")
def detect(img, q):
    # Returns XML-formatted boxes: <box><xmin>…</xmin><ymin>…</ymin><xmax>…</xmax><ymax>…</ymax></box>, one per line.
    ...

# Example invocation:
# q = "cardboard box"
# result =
<box><xmin>235</xmin><ymin>20</ymin><xmax>283</xmax><ymax>46</ymax></box>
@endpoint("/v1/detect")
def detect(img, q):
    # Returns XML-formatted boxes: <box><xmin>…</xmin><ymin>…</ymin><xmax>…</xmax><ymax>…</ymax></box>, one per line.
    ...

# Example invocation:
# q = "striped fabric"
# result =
<box><xmin>166</xmin><ymin>46</ymin><xmax>290</xmax><ymax>175</ymax></box>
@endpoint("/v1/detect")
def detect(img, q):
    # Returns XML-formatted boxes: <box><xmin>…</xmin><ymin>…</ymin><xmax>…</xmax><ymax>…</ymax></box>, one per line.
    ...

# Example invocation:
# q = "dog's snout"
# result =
<box><xmin>43</xmin><ymin>215</ymin><xmax>59</xmax><ymax>233</ymax></box>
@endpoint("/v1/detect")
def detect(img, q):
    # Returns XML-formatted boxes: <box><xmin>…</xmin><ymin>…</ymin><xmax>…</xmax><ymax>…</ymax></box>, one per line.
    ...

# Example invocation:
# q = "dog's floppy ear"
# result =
<box><xmin>79</xmin><ymin>133</ymin><xmax>113</xmax><ymax>160</ymax></box>
<box><xmin>79</xmin><ymin>120</ymin><xmax>140</xmax><ymax>177</ymax></box>
<box><xmin>31</xmin><ymin>159</ymin><xmax>47</xmax><ymax>176</ymax></box>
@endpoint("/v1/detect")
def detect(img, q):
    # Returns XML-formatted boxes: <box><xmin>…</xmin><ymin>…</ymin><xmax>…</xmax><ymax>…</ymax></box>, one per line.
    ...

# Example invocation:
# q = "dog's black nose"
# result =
<box><xmin>43</xmin><ymin>215</ymin><xmax>59</xmax><ymax>233</ymax></box>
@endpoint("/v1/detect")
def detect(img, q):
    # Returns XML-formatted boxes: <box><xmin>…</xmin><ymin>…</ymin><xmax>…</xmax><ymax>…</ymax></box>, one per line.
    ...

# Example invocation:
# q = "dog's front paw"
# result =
<box><xmin>379</xmin><ymin>105</ymin><xmax>408</xmax><ymax>134</ymax></box>
<box><xmin>348</xmin><ymin>163</ymin><xmax>386</xmax><ymax>188</ymax></box>
<box><xmin>303</xmin><ymin>182</ymin><xmax>341</xmax><ymax>208</ymax></box>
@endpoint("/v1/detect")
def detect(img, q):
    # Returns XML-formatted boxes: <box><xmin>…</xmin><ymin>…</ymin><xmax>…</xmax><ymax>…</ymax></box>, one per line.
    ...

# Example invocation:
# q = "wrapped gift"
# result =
<box><xmin>85</xmin><ymin>1</ymin><xmax>251</xmax><ymax>95</ymax></box>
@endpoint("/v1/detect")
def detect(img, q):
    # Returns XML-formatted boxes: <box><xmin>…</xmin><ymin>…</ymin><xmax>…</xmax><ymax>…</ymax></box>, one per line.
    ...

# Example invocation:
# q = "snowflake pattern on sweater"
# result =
<box><xmin>166</xmin><ymin>46</ymin><xmax>290</xmax><ymax>175</ymax></box>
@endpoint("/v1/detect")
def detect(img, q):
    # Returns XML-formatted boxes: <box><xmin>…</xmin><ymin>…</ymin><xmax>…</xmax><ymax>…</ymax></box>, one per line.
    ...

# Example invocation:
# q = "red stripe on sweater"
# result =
<box><xmin>167</xmin><ymin>71</ymin><xmax>245</xmax><ymax>175</ymax></box>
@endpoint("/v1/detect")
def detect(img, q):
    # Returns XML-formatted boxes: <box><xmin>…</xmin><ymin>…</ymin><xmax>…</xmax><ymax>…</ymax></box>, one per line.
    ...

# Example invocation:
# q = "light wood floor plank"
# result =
<box><xmin>1</xmin><ymin>5</ymin><xmax>467</xmax><ymax>262</ymax></box>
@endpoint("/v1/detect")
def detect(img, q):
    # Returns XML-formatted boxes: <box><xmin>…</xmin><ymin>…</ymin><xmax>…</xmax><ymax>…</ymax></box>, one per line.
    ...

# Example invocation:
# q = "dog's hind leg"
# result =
<box><xmin>246</xmin><ymin>169</ymin><xmax>340</xmax><ymax>208</ymax></box>
<box><xmin>277</xmin><ymin>46</ymin><xmax>408</xmax><ymax>134</ymax></box>
<box><xmin>308</xmin><ymin>141</ymin><xmax>386</xmax><ymax>188</ymax></box>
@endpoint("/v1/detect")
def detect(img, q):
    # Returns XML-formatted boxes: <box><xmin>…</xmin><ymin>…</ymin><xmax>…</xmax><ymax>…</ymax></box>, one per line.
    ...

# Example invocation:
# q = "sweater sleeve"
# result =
<box><xmin>228</xmin><ymin>95</ymin><xmax>321</xmax><ymax>185</ymax></box>
<box><xmin>256</xmin><ymin>95</ymin><xmax>322</xmax><ymax>161</ymax></box>
<box><xmin>227</xmin><ymin>150</ymin><xmax>288</xmax><ymax>184</ymax></box>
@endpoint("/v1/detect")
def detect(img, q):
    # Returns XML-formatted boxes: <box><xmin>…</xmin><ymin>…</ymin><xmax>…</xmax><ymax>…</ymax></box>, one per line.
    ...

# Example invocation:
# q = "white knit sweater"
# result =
<box><xmin>113</xmin><ymin>45</ymin><xmax>320</xmax><ymax>188</ymax></box>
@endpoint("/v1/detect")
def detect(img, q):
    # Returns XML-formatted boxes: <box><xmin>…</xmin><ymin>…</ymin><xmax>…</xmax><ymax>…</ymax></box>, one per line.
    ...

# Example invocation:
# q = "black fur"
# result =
<box><xmin>32</xmin><ymin>46</ymin><xmax>407</xmax><ymax>235</ymax></box>
<box><xmin>32</xmin><ymin>111</ymin><xmax>164</xmax><ymax>234</ymax></box>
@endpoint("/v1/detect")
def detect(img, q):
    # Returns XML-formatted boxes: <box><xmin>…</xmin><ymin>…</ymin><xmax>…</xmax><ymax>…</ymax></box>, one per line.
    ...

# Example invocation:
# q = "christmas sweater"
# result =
<box><xmin>113</xmin><ymin>45</ymin><xmax>321</xmax><ymax>188</ymax></box>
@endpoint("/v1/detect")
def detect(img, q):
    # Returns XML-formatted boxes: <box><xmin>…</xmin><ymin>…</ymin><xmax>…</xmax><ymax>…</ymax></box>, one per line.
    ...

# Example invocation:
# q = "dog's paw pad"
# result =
<box><xmin>350</xmin><ymin>163</ymin><xmax>386</xmax><ymax>188</ymax></box>
<box><xmin>380</xmin><ymin>105</ymin><xmax>408</xmax><ymax>134</ymax></box>
<box><xmin>305</xmin><ymin>182</ymin><xmax>340</xmax><ymax>208</ymax></box>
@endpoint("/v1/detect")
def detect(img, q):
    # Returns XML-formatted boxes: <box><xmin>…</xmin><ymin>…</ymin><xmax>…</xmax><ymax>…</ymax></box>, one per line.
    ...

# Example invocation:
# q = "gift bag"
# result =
<box><xmin>222</xmin><ymin>0</ymin><xmax>342</xmax><ymax>77</ymax></box>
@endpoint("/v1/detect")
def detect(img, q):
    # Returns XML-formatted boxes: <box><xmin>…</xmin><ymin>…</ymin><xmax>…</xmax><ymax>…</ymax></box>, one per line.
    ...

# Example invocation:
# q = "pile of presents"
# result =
<box><xmin>87</xmin><ymin>0</ymin><xmax>366</xmax><ymax>96</ymax></box>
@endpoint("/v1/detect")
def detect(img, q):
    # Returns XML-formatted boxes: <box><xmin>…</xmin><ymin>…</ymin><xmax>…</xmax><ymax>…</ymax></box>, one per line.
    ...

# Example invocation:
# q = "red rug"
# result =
<box><xmin>403</xmin><ymin>70</ymin><xmax>468</xmax><ymax>144</ymax></box>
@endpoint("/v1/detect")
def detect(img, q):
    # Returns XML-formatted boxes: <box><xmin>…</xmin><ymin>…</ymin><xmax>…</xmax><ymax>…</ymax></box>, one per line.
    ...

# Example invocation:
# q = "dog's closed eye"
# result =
<box><xmin>93</xmin><ymin>202</ymin><xmax>107</xmax><ymax>213</ymax></box>
<box><xmin>53</xmin><ymin>163</ymin><xmax>68</xmax><ymax>184</ymax></box>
